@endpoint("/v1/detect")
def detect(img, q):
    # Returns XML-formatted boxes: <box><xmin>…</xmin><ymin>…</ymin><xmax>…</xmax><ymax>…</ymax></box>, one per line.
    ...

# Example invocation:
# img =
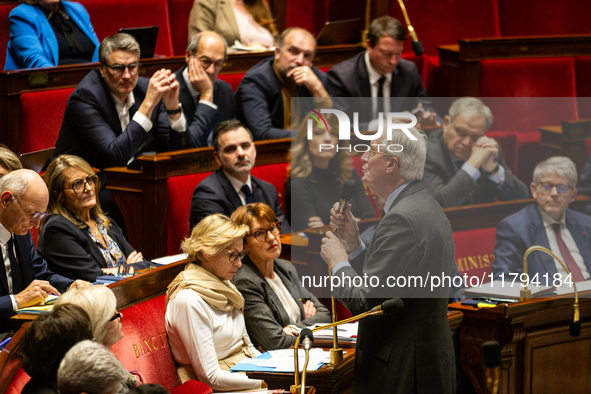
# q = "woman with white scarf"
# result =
<box><xmin>165</xmin><ymin>214</ymin><xmax>266</xmax><ymax>391</ymax></box>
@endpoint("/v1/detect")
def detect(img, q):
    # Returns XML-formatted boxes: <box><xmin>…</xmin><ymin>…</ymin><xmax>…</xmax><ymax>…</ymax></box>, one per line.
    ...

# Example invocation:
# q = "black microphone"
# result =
<box><xmin>483</xmin><ymin>341</ymin><xmax>500</xmax><ymax>394</ymax></box>
<box><xmin>337</xmin><ymin>180</ymin><xmax>356</xmax><ymax>215</ymax></box>
<box><xmin>300</xmin><ymin>328</ymin><xmax>314</xmax><ymax>350</ymax></box>
<box><xmin>570</xmin><ymin>314</ymin><xmax>581</xmax><ymax>337</ymax></box>
<box><xmin>396</xmin><ymin>0</ymin><xmax>425</xmax><ymax>56</ymax></box>
<box><xmin>369</xmin><ymin>298</ymin><xmax>404</xmax><ymax>315</ymax></box>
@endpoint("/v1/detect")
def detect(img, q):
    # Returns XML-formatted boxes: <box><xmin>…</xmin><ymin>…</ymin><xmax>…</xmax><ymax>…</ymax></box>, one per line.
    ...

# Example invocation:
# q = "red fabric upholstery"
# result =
<box><xmin>351</xmin><ymin>155</ymin><xmax>380</xmax><ymax>217</ymax></box>
<box><xmin>19</xmin><ymin>88</ymin><xmax>74</xmax><ymax>154</ymax></box>
<box><xmin>401</xmin><ymin>53</ymin><xmax>427</xmax><ymax>86</ymax></box>
<box><xmin>480</xmin><ymin>57</ymin><xmax>577</xmax><ymax>98</ymax></box>
<box><xmin>111</xmin><ymin>295</ymin><xmax>178</xmax><ymax>391</ymax></box>
<box><xmin>335</xmin><ymin>299</ymin><xmax>352</xmax><ymax>320</ymax></box>
<box><xmin>390</xmin><ymin>0</ymin><xmax>501</xmax><ymax>56</ymax></box>
<box><xmin>168</xmin><ymin>0</ymin><xmax>194</xmax><ymax>56</ymax></box>
<box><xmin>498</xmin><ymin>0</ymin><xmax>591</xmax><ymax>36</ymax></box>
<box><xmin>250</xmin><ymin>162</ymin><xmax>290</xmax><ymax>211</ymax></box>
<box><xmin>218</xmin><ymin>73</ymin><xmax>244</xmax><ymax>93</ymax></box>
<box><xmin>285</xmin><ymin>0</ymin><xmax>326</xmax><ymax>35</ymax></box>
<box><xmin>575</xmin><ymin>57</ymin><xmax>591</xmax><ymax>119</ymax></box>
<box><xmin>170</xmin><ymin>380</ymin><xmax>212</xmax><ymax>394</ymax></box>
<box><xmin>167</xmin><ymin>172</ymin><xmax>212</xmax><ymax>255</ymax></box>
<box><xmin>0</xmin><ymin>4</ymin><xmax>18</xmax><ymax>70</ymax></box>
<box><xmin>515</xmin><ymin>130</ymin><xmax>542</xmax><ymax>186</ymax></box>
<box><xmin>452</xmin><ymin>227</ymin><xmax>497</xmax><ymax>285</ymax></box>
<box><xmin>1</xmin><ymin>366</ymin><xmax>30</xmax><ymax>394</ymax></box>
<box><xmin>487</xmin><ymin>130</ymin><xmax>518</xmax><ymax>174</ymax></box>
<box><xmin>84</xmin><ymin>0</ymin><xmax>174</xmax><ymax>57</ymax></box>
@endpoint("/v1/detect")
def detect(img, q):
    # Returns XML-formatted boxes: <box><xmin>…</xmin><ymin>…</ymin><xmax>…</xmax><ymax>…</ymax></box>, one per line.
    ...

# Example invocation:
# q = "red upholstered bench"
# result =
<box><xmin>0</xmin><ymin>4</ymin><xmax>18</xmax><ymax>70</ymax></box>
<box><xmin>84</xmin><ymin>0</ymin><xmax>174</xmax><ymax>57</ymax></box>
<box><xmin>112</xmin><ymin>293</ymin><xmax>212</xmax><ymax>393</ymax></box>
<box><xmin>452</xmin><ymin>227</ymin><xmax>497</xmax><ymax>286</ymax></box>
<box><xmin>168</xmin><ymin>0</ymin><xmax>194</xmax><ymax>56</ymax></box>
<box><xmin>218</xmin><ymin>73</ymin><xmax>245</xmax><ymax>92</ymax></box>
<box><xmin>19</xmin><ymin>88</ymin><xmax>74</xmax><ymax>154</ymax></box>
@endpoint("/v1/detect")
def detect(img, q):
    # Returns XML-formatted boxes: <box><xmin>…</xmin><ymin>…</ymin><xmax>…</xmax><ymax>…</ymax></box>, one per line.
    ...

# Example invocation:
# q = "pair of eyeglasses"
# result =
<box><xmin>109</xmin><ymin>311</ymin><xmax>122</xmax><ymax>322</ymax></box>
<box><xmin>117</xmin><ymin>264</ymin><xmax>136</xmax><ymax>277</ymax></box>
<box><xmin>12</xmin><ymin>195</ymin><xmax>48</xmax><ymax>221</ymax></box>
<box><xmin>539</xmin><ymin>182</ymin><xmax>571</xmax><ymax>194</ymax></box>
<box><xmin>248</xmin><ymin>222</ymin><xmax>282</xmax><ymax>242</ymax></box>
<box><xmin>226</xmin><ymin>249</ymin><xmax>246</xmax><ymax>262</ymax></box>
<box><xmin>106</xmin><ymin>62</ymin><xmax>140</xmax><ymax>76</ymax></box>
<box><xmin>66</xmin><ymin>175</ymin><xmax>98</xmax><ymax>194</ymax></box>
<box><xmin>198</xmin><ymin>56</ymin><xmax>225</xmax><ymax>70</ymax></box>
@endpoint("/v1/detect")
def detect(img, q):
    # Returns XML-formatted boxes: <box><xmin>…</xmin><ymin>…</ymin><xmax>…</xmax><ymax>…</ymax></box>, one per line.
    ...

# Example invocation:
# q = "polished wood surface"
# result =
<box><xmin>449</xmin><ymin>295</ymin><xmax>591</xmax><ymax>393</ymax></box>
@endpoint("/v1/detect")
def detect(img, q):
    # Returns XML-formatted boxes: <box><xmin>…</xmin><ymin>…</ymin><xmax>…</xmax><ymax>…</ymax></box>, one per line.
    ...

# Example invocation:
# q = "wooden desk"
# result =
<box><xmin>0</xmin><ymin>45</ymin><xmax>362</xmax><ymax>153</ymax></box>
<box><xmin>449</xmin><ymin>296</ymin><xmax>591</xmax><ymax>394</ymax></box>
<box><xmin>437</xmin><ymin>34</ymin><xmax>591</xmax><ymax>96</ymax></box>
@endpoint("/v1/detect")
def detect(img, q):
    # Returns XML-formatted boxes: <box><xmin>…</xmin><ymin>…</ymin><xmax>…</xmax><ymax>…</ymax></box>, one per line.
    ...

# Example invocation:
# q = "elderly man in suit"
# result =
<box><xmin>423</xmin><ymin>97</ymin><xmax>528</xmax><ymax>208</ymax></box>
<box><xmin>50</xmin><ymin>33</ymin><xmax>186</xmax><ymax>230</ymax></box>
<box><xmin>176</xmin><ymin>31</ymin><xmax>235</xmax><ymax>148</ymax></box>
<box><xmin>493</xmin><ymin>156</ymin><xmax>591</xmax><ymax>282</ymax></box>
<box><xmin>235</xmin><ymin>27</ymin><xmax>330</xmax><ymax>140</ymax></box>
<box><xmin>327</xmin><ymin>15</ymin><xmax>436</xmax><ymax>127</ymax></box>
<box><xmin>0</xmin><ymin>170</ymin><xmax>89</xmax><ymax>333</ymax></box>
<box><xmin>189</xmin><ymin>119</ymin><xmax>290</xmax><ymax>232</ymax></box>
<box><xmin>320</xmin><ymin>127</ymin><xmax>455</xmax><ymax>393</ymax></box>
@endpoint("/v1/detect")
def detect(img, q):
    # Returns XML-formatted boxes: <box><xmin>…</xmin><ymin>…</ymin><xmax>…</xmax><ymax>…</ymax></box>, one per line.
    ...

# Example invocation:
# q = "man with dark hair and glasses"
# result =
<box><xmin>0</xmin><ymin>169</ymin><xmax>90</xmax><ymax>333</ymax></box>
<box><xmin>175</xmin><ymin>31</ymin><xmax>236</xmax><ymax>148</ymax></box>
<box><xmin>493</xmin><ymin>156</ymin><xmax>591</xmax><ymax>281</ymax></box>
<box><xmin>48</xmin><ymin>33</ymin><xmax>187</xmax><ymax>232</ymax></box>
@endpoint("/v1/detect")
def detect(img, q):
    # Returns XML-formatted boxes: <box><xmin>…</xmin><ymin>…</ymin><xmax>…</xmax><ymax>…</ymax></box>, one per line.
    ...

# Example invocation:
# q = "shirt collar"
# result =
<box><xmin>383</xmin><ymin>180</ymin><xmax>413</xmax><ymax>215</ymax></box>
<box><xmin>223</xmin><ymin>170</ymin><xmax>252</xmax><ymax>195</ymax></box>
<box><xmin>110</xmin><ymin>91</ymin><xmax>135</xmax><ymax>115</ymax></box>
<box><xmin>182</xmin><ymin>67</ymin><xmax>200</xmax><ymax>100</ymax></box>
<box><xmin>364</xmin><ymin>51</ymin><xmax>394</xmax><ymax>86</ymax></box>
<box><xmin>537</xmin><ymin>205</ymin><xmax>566</xmax><ymax>229</ymax></box>
<box><xmin>0</xmin><ymin>222</ymin><xmax>12</xmax><ymax>246</ymax></box>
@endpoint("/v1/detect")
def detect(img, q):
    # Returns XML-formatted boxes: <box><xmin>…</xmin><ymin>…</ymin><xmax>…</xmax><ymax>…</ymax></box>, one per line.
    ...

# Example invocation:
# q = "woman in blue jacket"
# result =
<box><xmin>5</xmin><ymin>0</ymin><xmax>100</xmax><ymax>70</ymax></box>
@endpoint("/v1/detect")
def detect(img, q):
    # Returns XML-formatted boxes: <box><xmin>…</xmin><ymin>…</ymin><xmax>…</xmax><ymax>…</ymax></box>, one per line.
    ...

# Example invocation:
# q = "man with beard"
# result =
<box><xmin>188</xmin><ymin>119</ymin><xmax>290</xmax><ymax>232</ymax></box>
<box><xmin>235</xmin><ymin>27</ymin><xmax>330</xmax><ymax>140</ymax></box>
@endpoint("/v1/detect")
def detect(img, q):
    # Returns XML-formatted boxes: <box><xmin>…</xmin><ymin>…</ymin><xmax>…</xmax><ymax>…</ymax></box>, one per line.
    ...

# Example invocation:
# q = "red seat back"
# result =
<box><xmin>19</xmin><ymin>88</ymin><xmax>74</xmax><ymax>154</ymax></box>
<box><xmin>218</xmin><ymin>73</ymin><xmax>244</xmax><ymax>93</ymax></box>
<box><xmin>250</xmin><ymin>162</ymin><xmax>289</xmax><ymax>212</ymax></box>
<box><xmin>452</xmin><ymin>227</ymin><xmax>497</xmax><ymax>286</ymax></box>
<box><xmin>1</xmin><ymin>366</ymin><xmax>30</xmax><ymax>394</ymax></box>
<box><xmin>84</xmin><ymin>0</ymin><xmax>174</xmax><ymax>57</ymax></box>
<box><xmin>111</xmin><ymin>294</ymin><xmax>178</xmax><ymax>391</ymax></box>
<box><xmin>167</xmin><ymin>172</ymin><xmax>212</xmax><ymax>255</ymax></box>
<box><xmin>575</xmin><ymin>57</ymin><xmax>591</xmax><ymax>119</ymax></box>
<box><xmin>0</xmin><ymin>4</ymin><xmax>18</xmax><ymax>70</ymax></box>
<box><xmin>167</xmin><ymin>0</ymin><xmax>194</xmax><ymax>56</ymax></box>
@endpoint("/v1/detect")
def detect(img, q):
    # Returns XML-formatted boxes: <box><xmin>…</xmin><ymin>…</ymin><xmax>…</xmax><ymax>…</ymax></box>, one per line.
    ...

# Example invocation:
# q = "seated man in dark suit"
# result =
<box><xmin>189</xmin><ymin>119</ymin><xmax>290</xmax><ymax>232</ymax></box>
<box><xmin>0</xmin><ymin>170</ymin><xmax>90</xmax><ymax>333</ymax></box>
<box><xmin>49</xmin><ymin>33</ymin><xmax>186</xmax><ymax>230</ymax></box>
<box><xmin>423</xmin><ymin>97</ymin><xmax>528</xmax><ymax>208</ymax></box>
<box><xmin>327</xmin><ymin>15</ymin><xmax>436</xmax><ymax>127</ymax></box>
<box><xmin>493</xmin><ymin>156</ymin><xmax>591</xmax><ymax>282</ymax></box>
<box><xmin>235</xmin><ymin>27</ymin><xmax>330</xmax><ymax>141</ymax></box>
<box><xmin>176</xmin><ymin>31</ymin><xmax>235</xmax><ymax>148</ymax></box>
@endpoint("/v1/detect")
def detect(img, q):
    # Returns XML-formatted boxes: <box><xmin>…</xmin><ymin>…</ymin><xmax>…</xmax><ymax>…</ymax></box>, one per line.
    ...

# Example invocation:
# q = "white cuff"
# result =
<box><xmin>332</xmin><ymin>261</ymin><xmax>351</xmax><ymax>276</ymax></box>
<box><xmin>132</xmin><ymin>112</ymin><xmax>153</xmax><ymax>132</ymax></box>
<box><xmin>170</xmin><ymin>112</ymin><xmax>187</xmax><ymax>133</ymax></box>
<box><xmin>199</xmin><ymin>100</ymin><xmax>218</xmax><ymax>110</ymax></box>
<box><xmin>10</xmin><ymin>294</ymin><xmax>17</xmax><ymax>312</ymax></box>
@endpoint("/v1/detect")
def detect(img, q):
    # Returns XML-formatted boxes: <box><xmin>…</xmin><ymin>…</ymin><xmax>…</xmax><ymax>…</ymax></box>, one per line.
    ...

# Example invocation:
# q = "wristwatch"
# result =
<box><xmin>166</xmin><ymin>103</ymin><xmax>182</xmax><ymax>115</ymax></box>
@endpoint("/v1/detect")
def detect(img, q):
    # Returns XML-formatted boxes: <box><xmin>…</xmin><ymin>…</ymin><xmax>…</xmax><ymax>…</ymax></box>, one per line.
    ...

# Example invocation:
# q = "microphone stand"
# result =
<box><xmin>396</xmin><ymin>0</ymin><xmax>425</xmax><ymax>56</ymax></box>
<box><xmin>291</xmin><ymin>301</ymin><xmax>400</xmax><ymax>393</ymax></box>
<box><xmin>361</xmin><ymin>0</ymin><xmax>372</xmax><ymax>43</ymax></box>
<box><xmin>521</xmin><ymin>246</ymin><xmax>580</xmax><ymax>336</ymax></box>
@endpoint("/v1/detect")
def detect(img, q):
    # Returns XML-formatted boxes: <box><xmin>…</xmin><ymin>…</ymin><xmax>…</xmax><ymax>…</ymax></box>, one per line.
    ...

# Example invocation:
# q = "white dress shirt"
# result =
<box><xmin>364</xmin><ymin>51</ymin><xmax>391</xmax><ymax>119</ymax></box>
<box><xmin>0</xmin><ymin>222</ymin><xmax>18</xmax><ymax>311</ymax></box>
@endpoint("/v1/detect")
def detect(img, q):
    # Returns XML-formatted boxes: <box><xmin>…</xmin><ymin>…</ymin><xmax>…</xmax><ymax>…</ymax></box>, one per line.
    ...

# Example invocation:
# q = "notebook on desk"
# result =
<box><xmin>316</xmin><ymin>19</ymin><xmax>362</xmax><ymax>46</ymax></box>
<box><xmin>119</xmin><ymin>26</ymin><xmax>158</xmax><ymax>58</ymax></box>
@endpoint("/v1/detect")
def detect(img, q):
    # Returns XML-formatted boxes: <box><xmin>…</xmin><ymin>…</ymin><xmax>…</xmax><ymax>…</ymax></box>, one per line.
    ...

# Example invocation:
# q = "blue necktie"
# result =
<box><xmin>241</xmin><ymin>184</ymin><xmax>255</xmax><ymax>204</ymax></box>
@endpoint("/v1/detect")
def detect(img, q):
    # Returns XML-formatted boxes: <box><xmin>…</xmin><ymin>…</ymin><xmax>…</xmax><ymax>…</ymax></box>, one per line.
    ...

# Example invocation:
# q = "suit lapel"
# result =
<box><xmin>529</xmin><ymin>206</ymin><xmax>557</xmax><ymax>275</ymax></box>
<box><xmin>177</xmin><ymin>67</ymin><xmax>197</xmax><ymax>117</ymax></box>
<box><xmin>0</xmin><ymin>248</ymin><xmax>9</xmax><ymax>295</ymax></box>
<box><xmin>217</xmin><ymin>171</ymin><xmax>243</xmax><ymax>210</ymax></box>
<box><xmin>95</xmin><ymin>72</ymin><xmax>124</xmax><ymax>136</ymax></box>
<box><xmin>566</xmin><ymin>210</ymin><xmax>591</xmax><ymax>274</ymax></box>
<box><xmin>436</xmin><ymin>130</ymin><xmax>458</xmax><ymax>182</ymax></box>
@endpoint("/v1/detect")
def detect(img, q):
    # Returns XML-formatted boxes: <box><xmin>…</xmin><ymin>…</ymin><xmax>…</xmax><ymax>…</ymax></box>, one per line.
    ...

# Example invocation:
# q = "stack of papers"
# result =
<box><xmin>231</xmin><ymin>348</ymin><xmax>332</xmax><ymax>373</ymax></box>
<box><xmin>152</xmin><ymin>253</ymin><xmax>188</xmax><ymax>266</ymax></box>
<box><xmin>463</xmin><ymin>281</ymin><xmax>555</xmax><ymax>299</ymax></box>
<box><xmin>17</xmin><ymin>295</ymin><xmax>59</xmax><ymax>314</ymax></box>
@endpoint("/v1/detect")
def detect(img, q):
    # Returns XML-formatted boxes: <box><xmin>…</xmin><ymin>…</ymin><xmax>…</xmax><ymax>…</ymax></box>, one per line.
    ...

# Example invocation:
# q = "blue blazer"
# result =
<box><xmin>235</xmin><ymin>57</ymin><xmax>327</xmax><ymax>141</ymax></box>
<box><xmin>0</xmin><ymin>232</ymin><xmax>72</xmax><ymax>332</ymax></box>
<box><xmin>5</xmin><ymin>2</ymin><xmax>100</xmax><ymax>70</ymax></box>
<box><xmin>493</xmin><ymin>204</ymin><xmax>591</xmax><ymax>279</ymax></box>
<box><xmin>174</xmin><ymin>67</ymin><xmax>236</xmax><ymax>148</ymax></box>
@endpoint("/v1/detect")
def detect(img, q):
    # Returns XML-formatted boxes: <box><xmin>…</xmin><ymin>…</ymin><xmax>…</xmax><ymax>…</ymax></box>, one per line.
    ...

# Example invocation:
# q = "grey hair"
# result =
<box><xmin>54</xmin><ymin>285</ymin><xmax>117</xmax><ymax>346</ymax></box>
<box><xmin>381</xmin><ymin>126</ymin><xmax>427</xmax><ymax>181</ymax></box>
<box><xmin>187</xmin><ymin>31</ymin><xmax>228</xmax><ymax>61</ymax></box>
<box><xmin>533</xmin><ymin>156</ymin><xmax>578</xmax><ymax>188</ymax></box>
<box><xmin>448</xmin><ymin>97</ymin><xmax>494</xmax><ymax>131</ymax></box>
<box><xmin>99</xmin><ymin>33</ymin><xmax>141</xmax><ymax>65</ymax></box>
<box><xmin>0</xmin><ymin>170</ymin><xmax>34</xmax><ymax>198</ymax></box>
<box><xmin>57</xmin><ymin>340</ymin><xmax>128</xmax><ymax>394</ymax></box>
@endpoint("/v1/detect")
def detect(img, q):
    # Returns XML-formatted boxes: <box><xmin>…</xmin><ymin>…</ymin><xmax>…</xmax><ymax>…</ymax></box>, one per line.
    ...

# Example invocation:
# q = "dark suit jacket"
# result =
<box><xmin>50</xmin><ymin>69</ymin><xmax>171</xmax><ymax>171</ymax></box>
<box><xmin>0</xmin><ymin>232</ymin><xmax>72</xmax><ymax>332</ymax></box>
<box><xmin>235</xmin><ymin>57</ymin><xmax>327</xmax><ymax>141</ymax></box>
<box><xmin>334</xmin><ymin>180</ymin><xmax>455</xmax><ymax>393</ymax></box>
<box><xmin>493</xmin><ymin>204</ymin><xmax>591</xmax><ymax>280</ymax></box>
<box><xmin>37</xmin><ymin>214</ymin><xmax>150</xmax><ymax>283</ymax></box>
<box><xmin>423</xmin><ymin>128</ymin><xmax>529</xmax><ymax>208</ymax></box>
<box><xmin>174</xmin><ymin>67</ymin><xmax>236</xmax><ymax>149</ymax></box>
<box><xmin>232</xmin><ymin>257</ymin><xmax>330</xmax><ymax>351</ymax></box>
<box><xmin>326</xmin><ymin>51</ymin><xmax>434</xmax><ymax>124</ymax></box>
<box><xmin>189</xmin><ymin>170</ymin><xmax>290</xmax><ymax>232</ymax></box>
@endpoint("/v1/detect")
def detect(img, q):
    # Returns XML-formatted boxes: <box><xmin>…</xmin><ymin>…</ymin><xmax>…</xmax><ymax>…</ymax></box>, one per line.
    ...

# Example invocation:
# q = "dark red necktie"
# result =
<box><xmin>552</xmin><ymin>223</ymin><xmax>585</xmax><ymax>282</ymax></box>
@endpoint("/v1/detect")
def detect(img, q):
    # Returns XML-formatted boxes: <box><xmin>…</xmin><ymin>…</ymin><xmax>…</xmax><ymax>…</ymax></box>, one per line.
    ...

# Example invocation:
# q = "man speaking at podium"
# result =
<box><xmin>320</xmin><ymin>127</ymin><xmax>455</xmax><ymax>393</ymax></box>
